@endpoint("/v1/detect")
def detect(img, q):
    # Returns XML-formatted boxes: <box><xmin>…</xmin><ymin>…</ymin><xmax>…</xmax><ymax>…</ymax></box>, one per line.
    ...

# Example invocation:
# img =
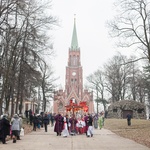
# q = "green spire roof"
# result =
<box><xmin>71</xmin><ymin>16</ymin><xmax>79</xmax><ymax>50</ymax></box>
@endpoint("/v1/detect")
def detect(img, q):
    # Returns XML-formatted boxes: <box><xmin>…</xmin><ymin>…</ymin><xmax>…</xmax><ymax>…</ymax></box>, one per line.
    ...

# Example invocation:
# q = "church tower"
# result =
<box><xmin>53</xmin><ymin>17</ymin><xmax>94</xmax><ymax>114</ymax></box>
<box><xmin>65</xmin><ymin>17</ymin><xmax>83</xmax><ymax>102</ymax></box>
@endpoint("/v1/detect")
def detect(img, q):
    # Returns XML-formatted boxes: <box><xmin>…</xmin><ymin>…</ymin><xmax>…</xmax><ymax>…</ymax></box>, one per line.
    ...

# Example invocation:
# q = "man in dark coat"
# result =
<box><xmin>32</xmin><ymin>114</ymin><xmax>38</xmax><ymax>131</ymax></box>
<box><xmin>25</xmin><ymin>109</ymin><xmax>29</xmax><ymax>118</ymax></box>
<box><xmin>50</xmin><ymin>113</ymin><xmax>55</xmax><ymax>127</ymax></box>
<box><xmin>127</xmin><ymin>113</ymin><xmax>132</xmax><ymax>126</ymax></box>
<box><xmin>0</xmin><ymin>114</ymin><xmax>10</xmax><ymax>144</ymax></box>
<box><xmin>84</xmin><ymin>114</ymin><xmax>89</xmax><ymax>135</ymax></box>
<box><xmin>29</xmin><ymin>109</ymin><xmax>33</xmax><ymax>125</ymax></box>
<box><xmin>54</xmin><ymin>113</ymin><xmax>63</xmax><ymax>136</ymax></box>
<box><xmin>86</xmin><ymin>113</ymin><xmax>93</xmax><ymax>137</ymax></box>
<box><xmin>43</xmin><ymin>113</ymin><xmax>49</xmax><ymax>132</ymax></box>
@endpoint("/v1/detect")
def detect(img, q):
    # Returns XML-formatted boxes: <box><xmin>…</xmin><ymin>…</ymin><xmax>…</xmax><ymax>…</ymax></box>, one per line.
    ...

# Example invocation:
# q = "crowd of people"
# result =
<box><xmin>24</xmin><ymin>109</ymin><xmax>55</xmax><ymax>132</ymax></box>
<box><xmin>53</xmin><ymin>112</ymin><xmax>105</xmax><ymax>138</ymax></box>
<box><xmin>0</xmin><ymin>110</ymin><xmax>105</xmax><ymax>144</ymax></box>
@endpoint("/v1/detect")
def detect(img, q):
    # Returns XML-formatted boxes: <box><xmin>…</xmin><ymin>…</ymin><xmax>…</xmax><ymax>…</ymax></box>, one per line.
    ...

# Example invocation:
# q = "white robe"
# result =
<box><xmin>62</xmin><ymin>122</ymin><xmax>69</xmax><ymax>137</ymax></box>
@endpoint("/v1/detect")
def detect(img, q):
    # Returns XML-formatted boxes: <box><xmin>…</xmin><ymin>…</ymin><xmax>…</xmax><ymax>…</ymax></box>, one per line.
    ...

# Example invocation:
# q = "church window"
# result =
<box><xmin>70</xmin><ymin>55</ymin><xmax>72</xmax><ymax>65</ymax></box>
<box><xmin>73</xmin><ymin>55</ymin><xmax>76</xmax><ymax>66</ymax></box>
<box><xmin>70</xmin><ymin>55</ymin><xmax>78</xmax><ymax>66</ymax></box>
<box><xmin>75</xmin><ymin>79</ymin><xmax>77</xmax><ymax>83</ymax></box>
<box><xmin>77</xmin><ymin>55</ymin><xmax>79</xmax><ymax>65</ymax></box>
<box><xmin>58</xmin><ymin>102</ymin><xmax>63</xmax><ymax>111</ymax></box>
<box><xmin>71</xmin><ymin>79</ymin><xmax>74</xmax><ymax>84</ymax></box>
<box><xmin>75</xmin><ymin>56</ymin><xmax>77</xmax><ymax>65</ymax></box>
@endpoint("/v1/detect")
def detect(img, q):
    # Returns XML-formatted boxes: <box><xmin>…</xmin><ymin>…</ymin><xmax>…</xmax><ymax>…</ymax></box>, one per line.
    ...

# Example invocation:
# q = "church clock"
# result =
<box><xmin>72</xmin><ymin>72</ymin><xmax>76</xmax><ymax>76</ymax></box>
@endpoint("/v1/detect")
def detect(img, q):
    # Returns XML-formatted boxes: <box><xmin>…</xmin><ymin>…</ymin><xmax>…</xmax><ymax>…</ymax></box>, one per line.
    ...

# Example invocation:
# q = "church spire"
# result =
<box><xmin>70</xmin><ymin>14</ymin><xmax>79</xmax><ymax>50</ymax></box>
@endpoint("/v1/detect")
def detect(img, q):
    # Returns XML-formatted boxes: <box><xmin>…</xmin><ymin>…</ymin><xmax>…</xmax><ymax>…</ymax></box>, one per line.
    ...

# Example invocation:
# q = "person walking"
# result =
<box><xmin>37</xmin><ymin>114</ymin><xmax>42</xmax><ymax>129</ymax></box>
<box><xmin>54</xmin><ymin>113</ymin><xmax>63</xmax><ymax>136</ymax></box>
<box><xmin>69</xmin><ymin>114</ymin><xmax>77</xmax><ymax>135</ymax></box>
<box><xmin>43</xmin><ymin>113</ymin><xmax>49</xmax><ymax>132</ymax></box>
<box><xmin>32</xmin><ymin>114</ymin><xmax>38</xmax><ymax>131</ymax></box>
<box><xmin>50</xmin><ymin>113</ymin><xmax>55</xmax><ymax>127</ymax></box>
<box><xmin>0</xmin><ymin>114</ymin><xmax>10</xmax><ymax>144</ymax></box>
<box><xmin>127</xmin><ymin>113</ymin><xmax>132</xmax><ymax>126</ymax></box>
<box><xmin>25</xmin><ymin>109</ymin><xmax>29</xmax><ymax>119</ymax></box>
<box><xmin>98</xmin><ymin>114</ymin><xmax>103</xmax><ymax>130</ymax></box>
<box><xmin>93</xmin><ymin>114</ymin><xmax>98</xmax><ymax>129</ymax></box>
<box><xmin>29</xmin><ymin>109</ymin><xmax>33</xmax><ymax>125</ymax></box>
<box><xmin>84</xmin><ymin>114</ymin><xmax>89</xmax><ymax>135</ymax></box>
<box><xmin>62</xmin><ymin>116</ymin><xmax>69</xmax><ymax>137</ymax></box>
<box><xmin>86</xmin><ymin>113</ymin><xmax>93</xmax><ymax>137</ymax></box>
<box><xmin>11</xmin><ymin>114</ymin><xmax>20</xmax><ymax>143</ymax></box>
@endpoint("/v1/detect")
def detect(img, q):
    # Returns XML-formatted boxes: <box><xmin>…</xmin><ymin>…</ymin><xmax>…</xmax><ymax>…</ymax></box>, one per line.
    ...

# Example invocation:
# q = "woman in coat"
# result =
<box><xmin>54</xmin><ymin>113</ymin><xmax>63</xmax><ymax>136</ymax></box>
<box><xmin>0</xmin><ymin>114</ymin><xmax>10</xmax><ymax>144</ymax></box>
<box><xmin>11</xmin><ymin>114</ymin><xmax>20</xmax><ymax>143</ymax></box>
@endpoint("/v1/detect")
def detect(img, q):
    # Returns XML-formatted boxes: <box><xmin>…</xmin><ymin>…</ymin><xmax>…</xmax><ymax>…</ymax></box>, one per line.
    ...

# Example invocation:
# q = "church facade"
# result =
<box><xmin>53</xmin><ymin>18</ymin><xmax>94</xmax><ymax>115</ymax></box>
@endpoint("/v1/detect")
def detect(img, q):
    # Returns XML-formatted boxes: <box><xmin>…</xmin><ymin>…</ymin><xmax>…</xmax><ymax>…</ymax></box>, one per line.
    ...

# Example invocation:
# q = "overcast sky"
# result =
<box><xmin>50</xmin><ymin>0</ymin><xmax>136</xmax><ymax>89</ymax></box>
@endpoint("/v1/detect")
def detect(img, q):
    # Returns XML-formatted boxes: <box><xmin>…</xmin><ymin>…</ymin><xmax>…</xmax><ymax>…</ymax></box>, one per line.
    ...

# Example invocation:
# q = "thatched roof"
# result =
<box><xmin>108</xmin><ymin>100</ymin><xmax>145</xmax><ymax>110</ymax></box>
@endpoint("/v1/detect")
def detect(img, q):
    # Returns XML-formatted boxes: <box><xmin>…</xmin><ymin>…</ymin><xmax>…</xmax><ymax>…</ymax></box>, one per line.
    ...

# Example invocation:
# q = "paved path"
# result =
<box><xmin>0</xmin><ymin>125</ymin><xmax>150</xmax><ymax>150</ymax></box>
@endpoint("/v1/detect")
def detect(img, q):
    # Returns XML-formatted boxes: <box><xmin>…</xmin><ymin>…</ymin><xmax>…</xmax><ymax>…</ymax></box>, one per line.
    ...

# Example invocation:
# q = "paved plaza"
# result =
<box><xmin>0</xmin><ymin>125</ymin><xmax>150</xmax><ymax>150</ymax></box>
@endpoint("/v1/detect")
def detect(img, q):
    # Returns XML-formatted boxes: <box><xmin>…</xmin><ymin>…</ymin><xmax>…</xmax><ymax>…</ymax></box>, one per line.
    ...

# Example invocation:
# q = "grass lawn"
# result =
<box><xmin>104</xmin><ymin>118</ymin><xmax>150</xmax><ymax>148</ymax></box>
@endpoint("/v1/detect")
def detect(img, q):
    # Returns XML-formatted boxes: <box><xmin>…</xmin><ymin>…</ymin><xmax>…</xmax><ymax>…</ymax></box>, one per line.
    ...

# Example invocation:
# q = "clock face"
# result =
<box><xmin>72</xmin><ymin>72</ymin><xmax>76</xmax><ymax>76</ymax></box>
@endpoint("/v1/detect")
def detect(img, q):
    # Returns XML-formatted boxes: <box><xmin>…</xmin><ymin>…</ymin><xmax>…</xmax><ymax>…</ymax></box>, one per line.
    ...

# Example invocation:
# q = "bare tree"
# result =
<box><xmin>39</xmin><ymin>61</ymin><xmax>57</xmax><ymax>112</ymax></box>
<box><xmin>127</xmin><ymin>56</ymin><xmax>143</xmax><ymax>101</ymax></box>
<box><xmin>86</xmin><ymin>69</ymin><xmax>108</xmax><ymax>112</ymax></box>
<box><xmin>142</xmin><ymin>65</ymin><xmax>150</xmax><ymax>105</ymax></box>
<box><xmin>0</xmin><ymin>0</ymin><xmax>58</xmax><ymax>115</ymax></box>
<box><xmin>107</xmin><ymin>0</ymin><xmax>150</xmax><ymax>63</ymax></box>
<box><xmin>104</xmin><ymin>53</ymin><xmax>132</xmax><ymax>102</ymax></box>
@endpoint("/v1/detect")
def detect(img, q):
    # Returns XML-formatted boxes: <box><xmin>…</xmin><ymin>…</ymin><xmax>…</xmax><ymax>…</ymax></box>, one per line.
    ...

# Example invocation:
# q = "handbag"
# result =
<box><xmin>20</xmin><ymin>128</ymin><xmax>24</xmax><ymax>136</ymax></box>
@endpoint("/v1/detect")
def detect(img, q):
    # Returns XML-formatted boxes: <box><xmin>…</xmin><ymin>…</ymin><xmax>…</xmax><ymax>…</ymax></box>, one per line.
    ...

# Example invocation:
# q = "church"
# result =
<box><xmin>53</xmin><ymin>18</ymin><xmax>94</xmax><ymax>115</ymax></box>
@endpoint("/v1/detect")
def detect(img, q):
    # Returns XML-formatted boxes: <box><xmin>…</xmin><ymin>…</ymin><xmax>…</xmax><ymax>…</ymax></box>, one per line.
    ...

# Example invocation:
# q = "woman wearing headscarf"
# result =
<box><xmin>11</xmin><ymin>114</ymin><xmax>20</xmax><ymax>143</ymax></box>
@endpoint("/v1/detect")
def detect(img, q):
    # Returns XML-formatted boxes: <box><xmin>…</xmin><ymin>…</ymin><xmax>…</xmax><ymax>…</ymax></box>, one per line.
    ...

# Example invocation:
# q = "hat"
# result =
<box><xmin>14</xmin><ymin>114</ymin><xmax>19</xmax><ymax>118</ymax></box>
<box><xmin>2</xmin><ymin>114</ymin><xmax>8</xmax><ymax>118</ymax></box>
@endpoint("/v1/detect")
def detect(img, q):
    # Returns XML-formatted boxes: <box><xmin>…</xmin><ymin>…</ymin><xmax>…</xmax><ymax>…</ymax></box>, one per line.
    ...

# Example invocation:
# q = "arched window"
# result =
<box><xmin>58</xmin><ymin>102</ymin><xmax>63</xmax><ymax>111</ymax></box>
